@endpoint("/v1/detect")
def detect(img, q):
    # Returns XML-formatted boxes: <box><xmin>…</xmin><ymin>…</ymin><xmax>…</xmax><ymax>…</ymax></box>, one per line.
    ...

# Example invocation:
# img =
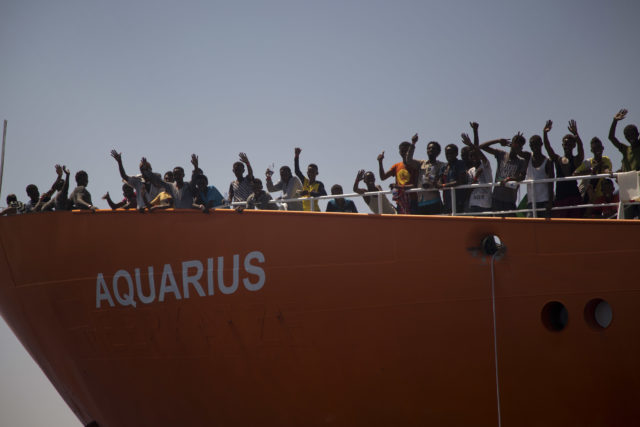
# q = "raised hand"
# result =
<box><xmin>470</xmin><ymin>122</ymin><xmax>479</xmax><ymax>130</ymax></box>
<box><xmin>377</xmin><ymin>151</ymin><xmax>385</xmax><ymax>162</ymax></box>
<box><xmin>191</xmin><ymin>154</ymin><xmax>199</xmax><ymax>169</ymax></box>
<box><xmin>239</xmin><ymin>152</ymin><xmax>250</xmax><ymax>165</ymax></box>
<box><xmin>294</xmin><ymin>147</ymin><xmax>302</xmax><ymax>157</ymax></box>
<box><xmin>544</xmin><ymin>120</ymin><xmax>553</xmax><ymax>133</ymax></box>
<box><xmin>614</xmin><ymin>109</ymin><xmax>628</xmax><ymax>121</ymax></box>
<box><xmin>265</xmin><ymin>168</ymin><xmax>273</xmax><ymax>177</ymax></box>
<box><xmin>499</xmin><ymin>138</ymin><xmax>511</xmax><ymax>147</ymax></box>
<box><xmin>102</xmin><ymin>192</ymin><xmax>109</xmax><ymax>200</ymax></box>
<box><xmin>55</xmin><ymin>164</ymin><xmax>63</xmax><ymax>177</ymax></box>
<box><xmin>63</xmin><ymin>165</ymin><xmax>70</xmax><ymax>175</ymax></box>
<box><xmin>110</xmin><ymin>149</ymin><xmax>122</xmax><ymax>163</ymax></box>
<box><xmin>411</xmin><ymin>133</ymin><xmax>419</xmax><ymax>144</ymax></box>
<box><xmin>568</xmin><ymin>120</ymin><xmax>578</xmax><ymax>136</ymax></box>
<box><xmin>461</xmin><ymin>133</ymin><xmax>472</xmax><ymax>146</ymax></box>
<box><xmin>356</xmin><ymin>169</ymin><xmax>365</xmax><ymax>181</ymax></box>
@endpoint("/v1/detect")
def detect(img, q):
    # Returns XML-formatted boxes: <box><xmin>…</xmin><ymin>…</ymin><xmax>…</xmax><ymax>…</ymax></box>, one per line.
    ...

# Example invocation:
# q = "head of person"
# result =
<box><xmin>75</xmin><ymin>170</ymin><xmax>88</xmax><ymax>187</ymax></box>
<box><xmin>26</xmin><ymin>184</ymin><xmax>39</xmax><ymax>201</ymax></box>
<box><xmin>561</xmin><ymin>134</ymin><xmax>576</xmax><ymax>154</ymax></box>
<box><xmin>331</xmin><ymin>184</ymin><xmax>343</xmax><ymax>195</ymax></box>
<box><xmin>510</xmin><ymin>134</ymin><xmax>526</xmax><ymax>154</ymax></box>
<box><xmin>232</xmin><ymin>161</ymin><xmax>245</xmax><ymax>180</ymax></box>
<box><xmin>601</xmin><ymin>179</ymin><xmax>614</xmax><ymax>198</ymax></box>
<box><xmin>194</xmin><ymin>174</ymin><xmax>209</xmax><ymax>192</ymax></box>
<box><xmin>252</xmin><ymin>178</ymin><xmax>263</xmax><ymax>193</ymax></box>
<box><xmin>427</xmin><ymin>141</ymin><xmax>441</xmax><ymax>161</ymax></box>
<box><xmin>529</xmin><ymin>135</ymin><xmax>543</xmax><ymax>153</ymax></box>
<box><xmin>280</xmin><ymin>166</ymin><xmax>292</xmax><ymax>183</ymax></box>
<box><xmin>461</xmin><ymin>146</ymin><xmax>473</xmax><ymax>168</ymax></box>
<box><xmin>172</xmin><ymin>166</ymin><xmax>185</xmax><ymax>183</ymax></box>
<box><xmin>139</xmin><ymin>159</ymin><xmax>153</xmax><ymax>180</ymax></box>
<box><xmin>623</xmin><ymin>124</ymin><xmax>639</xmax><ymax>144</ymax></box>
<box><xmin>363</xmin><ymin>171</ymin><xmax>376</xmax><ymax>186</ymax></box>
<box><xmin>468</xmin><ymin>148</ymin><xmax>481</xmax><ymax>167</ymax></box>
<box><xmin>444</xmin><ymin>144</ymin><xmax>458</xmax><ymax>164</ymax></box>
<box><xmin>164</xmin><ymin>171</ymin><xmax>174</xmax><ymax>183</ymax></box>
<box><xmin>307</xmin><ymin>163</ymin><xmax>319</xmax><ymax>180</ymax></box>
<box><xmin>590</xmin><ymin>137</ymin><xmax>604</xmax><ymax>160</ymax></box>
<box><xmin>398</xmin><ymin>141</ymin><xmax>412</xmax><ymax>159</ymax></box>
<box><xmin>122</xmin><ymin>183</ymin><xmax>135</xmax><ymax>199</ymax></box>
<box><xmin>6</xmin><ymin>194</ymin><xmax>17</xmax><ymax>205</ymax></box>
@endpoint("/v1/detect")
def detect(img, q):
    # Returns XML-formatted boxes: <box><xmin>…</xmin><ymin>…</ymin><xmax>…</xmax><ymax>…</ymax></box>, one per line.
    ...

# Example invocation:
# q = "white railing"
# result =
<box><xmin>231</xmin><ymin>172</ymin><xmax>639</xmax><ymax>220</ymax></box>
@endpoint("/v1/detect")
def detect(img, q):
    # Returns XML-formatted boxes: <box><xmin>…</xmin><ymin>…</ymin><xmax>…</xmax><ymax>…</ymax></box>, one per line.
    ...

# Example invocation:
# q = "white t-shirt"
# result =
<box><xmin>468</xmin><ymin>160</ymin><xmax>493</xmax><ymax>209</ymax></box>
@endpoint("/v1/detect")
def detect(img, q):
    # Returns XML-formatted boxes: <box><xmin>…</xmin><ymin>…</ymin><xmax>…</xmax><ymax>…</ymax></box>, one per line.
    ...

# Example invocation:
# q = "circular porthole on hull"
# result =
<box><xmin>541</xmin><ymin>301</ymin><xmax>568</xmax><ymax>331</ymax></box>
<box><xmin>584</xmin><ymin>298</ymin><xmax>612</xmax><ymax>329</ymax></box>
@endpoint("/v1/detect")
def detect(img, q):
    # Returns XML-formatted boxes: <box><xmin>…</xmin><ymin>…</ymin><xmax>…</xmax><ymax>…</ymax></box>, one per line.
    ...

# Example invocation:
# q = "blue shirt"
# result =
<box><xmin>199</xmin><ymin>186</ymin><xmax>224</xmax><ymax>208</ymax></box>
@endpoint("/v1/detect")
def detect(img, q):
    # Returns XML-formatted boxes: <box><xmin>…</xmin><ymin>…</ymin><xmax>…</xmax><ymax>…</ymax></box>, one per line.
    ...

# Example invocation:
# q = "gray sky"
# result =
<box><xmin>1</xmin><ymin>0</ymin><xmax>639</xmax><ymax>425</ymax></box>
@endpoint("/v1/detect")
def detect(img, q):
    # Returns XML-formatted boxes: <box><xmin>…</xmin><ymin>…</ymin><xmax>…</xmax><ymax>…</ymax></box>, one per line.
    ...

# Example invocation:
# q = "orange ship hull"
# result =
<box><xmin>0</xmin><ymin>210</ymin><xmax>638</xmax><ymax>426</ymax></box>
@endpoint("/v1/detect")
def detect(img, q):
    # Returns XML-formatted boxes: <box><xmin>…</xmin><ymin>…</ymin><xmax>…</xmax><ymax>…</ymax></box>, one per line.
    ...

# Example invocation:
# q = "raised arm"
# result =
<box><xmin>464</xmin><ymin>122</ymin><xmax>489</xmax><ymax>164</ymax></box>
<box><xmin>479</xmin><ymin>138</ymin><xmax>509</xmax><ymax>157</ymax></box>
<box><xmin>239</xmin><ymin>152</ymin><xmax>253</xmax><ymax>180</ymax></box>
<box><xmin>294</xmin><ymin>147</ymin><xmax>306</xmax><ymax>182</ymax></box>
<box><xmin>377</xmin><ymin>151</ymin><xmax>394</xmax><ymax>181</ymax></box>
<box><xmin>35</xmin><ymin>165</ymin><xmax>64</xmax><ymax>211</ymax></box>
<box><xmin>187</xmin><ymin>154</ymin><xmax>200</xmax><ymax>190</ymax></box>
<box><xmin>265</xmin><ymin>170</ymin><xmax>282</xmax><ymax>193</ymax></box>
<box><xmin>405</xmin><ymin>133</ymin><xmax>419</xmax><ymax>163</ymax></box>
<box><xmin>542</xmin><ymin>120</ymin><xmax>558</xmax><ymax>161</ymax></box>
<box><xmin>102</xmin><ymin>192</ymin><xmax>125</xmax><ymax>210</ymax></box>
<box><xmin>110</xmin><ymin>150</ymin><xmax>130</xmax><ymax>181</ymax></box>
<box><xmin>608</xmin><ymin>108</ymin><xmax>629</xmax><ymax>153</ymax></box>
<box><xmin>60</xmin><ymin>165</ymin><xmax>70</xmax><ymax>197</ymax></box>
<box><xmin>568</xmin><ymin>120</ymin><xmax>584</xmax><ymax>165</ymax></box>
<box><xmin>353</xmin><ymin>169</ymin><xmax>366</xmax><ymax>195</ymax></box>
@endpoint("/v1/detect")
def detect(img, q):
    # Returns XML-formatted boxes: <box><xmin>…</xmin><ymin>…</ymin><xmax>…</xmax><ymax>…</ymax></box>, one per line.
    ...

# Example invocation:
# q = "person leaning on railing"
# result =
<box><xmin>573</xmin><ymin>137</ymin><xmax>612</xmax><ymax>208</ymax></box>
<box><xmin>461</xmin><ymin>122</ymin><xmax>493</xmax><ymax>214</ymax></box>
<box><xmin>608</xmin><ymin>108</ymin><xmax>640</xmax><ymax>219</ymax></box>
<box><xmin>543</xmin><ymin>119</ymin><xmax>584</xmax><ymax>218</ymax></box>
<box><xmin>265</xmin><ymin>165</ymin><xmax>303</xmax><ymax>211</ymax></box>
<box><xmin>404</xmin><ymin>137</ymin><xmax>445</xmax><ymax>215</ymax></box>
<box><xmin>525</xmin><ymin>134</ymin><xmax>554</xmax><ymax>217</ymax></box>
<box><xmin>479</xmin><ymin>133</ymin><xmax>528</xmax><ymax>216</ymax></box>
<box><xmin>353</xmin><ymin>170</ymin><xmax>396</xmax><ymax>214</ymax></box>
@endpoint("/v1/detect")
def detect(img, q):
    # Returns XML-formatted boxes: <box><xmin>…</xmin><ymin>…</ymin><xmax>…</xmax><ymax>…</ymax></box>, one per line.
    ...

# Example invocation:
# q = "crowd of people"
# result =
<box><xmin>2</xmin><ymin>109</ymin><xmax>639</xmax><ymax>219</ymax></box>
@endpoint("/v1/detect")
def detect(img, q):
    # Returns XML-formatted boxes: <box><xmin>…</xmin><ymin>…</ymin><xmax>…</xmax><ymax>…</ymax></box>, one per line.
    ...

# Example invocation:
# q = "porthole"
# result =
<box><xmin>541</xmin><ymin>301</ymin><xmax>568</xmax><ymax>331</ymax></box>
<box><xmin>584</xmin><ymin>299</ymin><xmax>612</xmax><ymax>329</ymax></box>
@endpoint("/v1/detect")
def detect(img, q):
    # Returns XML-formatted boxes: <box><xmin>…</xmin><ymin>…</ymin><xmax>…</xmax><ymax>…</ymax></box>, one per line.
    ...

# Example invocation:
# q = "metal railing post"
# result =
<box><xmin>450</xmin><ymin>187</ymin><xmax>457</xmax><ymax>216</ymax></box>
<box><xmin>530</xmin><ymin>184</ymin><xmax>537</xmax><ymax>218</ymax></box>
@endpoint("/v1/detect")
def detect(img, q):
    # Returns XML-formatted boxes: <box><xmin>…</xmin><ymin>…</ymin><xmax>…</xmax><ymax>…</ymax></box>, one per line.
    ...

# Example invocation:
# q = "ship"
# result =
<box><xmin>0</xmin><ymin>207</ymin><xmax>638</xmax><ymax>426</ymax></box>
